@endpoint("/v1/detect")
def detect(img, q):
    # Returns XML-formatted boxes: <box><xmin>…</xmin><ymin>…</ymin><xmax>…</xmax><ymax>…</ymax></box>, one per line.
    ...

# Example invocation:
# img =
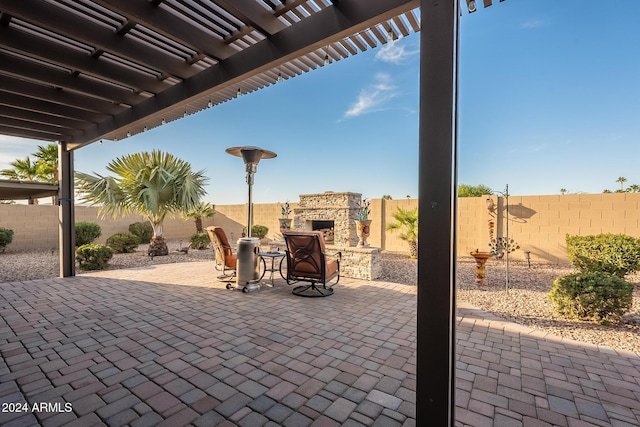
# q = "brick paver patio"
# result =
<box><xmin>1</xmin><ymin>261</ymin><xmax>639</xmax><ymax>426</ymax></box>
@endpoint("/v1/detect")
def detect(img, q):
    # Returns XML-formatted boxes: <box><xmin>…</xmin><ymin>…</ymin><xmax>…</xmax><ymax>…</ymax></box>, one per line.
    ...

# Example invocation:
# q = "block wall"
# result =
<box><xmin>0</xmin><ymin>205</ymin><xmax>216</xmax><ymax>252</ymax></box>
<box><xmin>3</xmin><ymin>193</ymin><xmax>640</xmax><ymax>264</ymax></box>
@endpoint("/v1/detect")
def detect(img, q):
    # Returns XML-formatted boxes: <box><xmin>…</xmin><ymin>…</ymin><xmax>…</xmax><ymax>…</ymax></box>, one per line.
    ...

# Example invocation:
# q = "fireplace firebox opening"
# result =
<box><xmin>311</xmin><ymin>220</ymin><xmax>334</xmax><ymax>244</ymax></box>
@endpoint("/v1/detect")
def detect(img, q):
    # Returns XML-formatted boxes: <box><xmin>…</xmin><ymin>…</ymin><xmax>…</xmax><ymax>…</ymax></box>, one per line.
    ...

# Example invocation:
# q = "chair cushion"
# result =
<box><xmin>325</xmin><ymin>258</ymin><xmax>339</xmax><ymax>278</ymax></box>
<box><xmin>225</xmin><ymin>253</ymin><xmax>237</xmax><ymax>268</ymax></box>
<box><xmin>206</xmin><ymin>226</ymin><xmax>237</xmax><ymax>269</ymax></box>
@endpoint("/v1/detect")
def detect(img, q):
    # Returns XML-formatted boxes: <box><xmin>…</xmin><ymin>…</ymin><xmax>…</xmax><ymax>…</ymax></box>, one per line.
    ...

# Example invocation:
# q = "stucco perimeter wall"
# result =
<box><xmin>457</xmin><ymin>193</ymin><xmax>640</xmax><ymax>264</ymax></box>
<box><xmin>0</xmin><ymin>205</ymin><xmax>216</xmax><ymax>252</ymax></box>
<box><xmin>4</xmin><ymin>194</ymin><xmax>640</xmax><ymax>262</ymax></box>
<box><xmin>212</xmin><ymin>202</ymin><xmax>300</xmax><ymax>243</ymax></box>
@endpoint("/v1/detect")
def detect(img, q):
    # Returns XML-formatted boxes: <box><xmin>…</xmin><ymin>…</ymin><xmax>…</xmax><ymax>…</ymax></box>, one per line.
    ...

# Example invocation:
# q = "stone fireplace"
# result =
<box><xmin>293</xmin><ymin>192</ymin><xmax>362</xmax><ymax>247</ymax></box>
<box><xmin>285</xmin><ymin>191</ymin><xmax>381</xmax><ymax>280</ymax></box>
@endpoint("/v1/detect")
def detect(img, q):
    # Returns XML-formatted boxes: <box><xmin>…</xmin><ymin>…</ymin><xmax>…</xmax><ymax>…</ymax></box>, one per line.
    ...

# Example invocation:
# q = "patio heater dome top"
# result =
<box><xmin>225</xmin><ymin>146</ymin><xmax>277</xmax><ymax>166</ymax></box>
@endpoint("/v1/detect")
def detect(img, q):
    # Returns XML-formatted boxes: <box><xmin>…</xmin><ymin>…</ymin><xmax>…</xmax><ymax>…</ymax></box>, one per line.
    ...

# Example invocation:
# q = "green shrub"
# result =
<box><xmin>250</xmin><ymin>225</ymin><xmax>269</xmax><ymax>239</ymax></box>
<box><xmin>189</xmin><ymin>232</ymin><xmax>210</xmax><ymax>250</ymax></box>
<box><xmin>106</xmin><ymin>233</ymin><xmax>140</xmax><ymax>253</ymax></box>
<box><xmin>75</xmin><ymin>222</ymin><xmax>102</xmax><ymax>246</ymax></box>
<box><xmin>566</xmin><ymin>233</ymin><xmax>640</xmax><ymax>278</ymax></box>
<box><xmin>548</xmin><ymin>271</ymin><xmax>634</xmax><ymax>324</ymax></box>
<box><xmin>76</xmin><ymin>244</ymin><xmax>113</xmax><ymax>271</ymax></box>
<box><xmin>128</xmin><ymin>222</ymin><xmax>153</xmax><ymax>243</ymax></box>
<box><xmin>0</xmin><ymin>227</ymin><xmax>14</xmax><ymax>252</ymax></box>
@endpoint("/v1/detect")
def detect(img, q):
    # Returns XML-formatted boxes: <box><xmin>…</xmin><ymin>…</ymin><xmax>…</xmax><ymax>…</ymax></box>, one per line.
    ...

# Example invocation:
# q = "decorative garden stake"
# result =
<box><xmin>487</xmin><ymin>184</ymin><xmax>519</xmax><ymax>293</ymax></box>
<box><xmin>470</xmin><ymin>250</ymin><xmax>492</xmax><ymax>285</ymax></box>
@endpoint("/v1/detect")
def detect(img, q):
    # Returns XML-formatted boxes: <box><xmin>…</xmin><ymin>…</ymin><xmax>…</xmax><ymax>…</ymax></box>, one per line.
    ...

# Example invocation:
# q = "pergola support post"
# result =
<box><xmin>417</xmin><ymin>0</ymin><xmax>459</xmax><ymax>425</ymax></box>
<box><xmin>58</xmin><ymin>141</ymin><xmax>75</xmax><ymax>277</ymax></box>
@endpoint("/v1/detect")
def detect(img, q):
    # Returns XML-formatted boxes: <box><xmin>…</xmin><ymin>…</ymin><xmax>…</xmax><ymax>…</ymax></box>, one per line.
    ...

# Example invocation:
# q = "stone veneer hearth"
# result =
<box><xmin>285</xmin><ymin>191</ymin><xmax>381</xmax><ymax>280</ymax></box>
<box><xmin>293</xmin><ymin>192</ymin><xmax>362</xmax><ymax>247</ymax></box>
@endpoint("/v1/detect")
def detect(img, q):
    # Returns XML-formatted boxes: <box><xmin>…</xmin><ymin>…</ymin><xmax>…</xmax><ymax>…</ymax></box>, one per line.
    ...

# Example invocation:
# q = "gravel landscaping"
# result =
<box><xmin>1</xmin><ymin>242</ymin><xmax>639</xmax><ymax>354</ymax></box>
<box><xmin>381</xmin><ymin>252</ymin><xmax>640</xmax><ymax>354</ymax></box>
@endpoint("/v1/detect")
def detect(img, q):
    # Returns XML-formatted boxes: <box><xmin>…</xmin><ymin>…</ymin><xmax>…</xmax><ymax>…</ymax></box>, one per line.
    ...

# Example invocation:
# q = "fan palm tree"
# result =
<box><xmin>76</xmin><ymin>150</ymin><xmax>208</xmax><ymax>256</ymax></box>
<box><xmin>181</xmin><ymin>202</ymin><xmax>215</xmax><ymax>233</ymax></box>
<box><xmin>387</xmin><ymin>206</ymin><xmax>418</xmax><ymax>258</ymax></box>
<box><xmin>617</xmin><ymin>176</ymin><xmax>627</xmax><ymax>191</ymax></box>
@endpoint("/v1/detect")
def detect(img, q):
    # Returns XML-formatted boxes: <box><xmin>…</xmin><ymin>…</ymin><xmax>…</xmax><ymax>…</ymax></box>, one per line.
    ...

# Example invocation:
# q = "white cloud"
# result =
<box><xmin>375</xmin><ymin>39</ymin><xmax>417</xmax><ymax>64</ymax></box>
<box><xmin>0</xmin><ymin>136</ymin><xmax>42</xmax><ymax>170</ymax></box>
<box><xmin>343</xmin><ymin>73</ymin><xmax>397</xmax><ymax>119</ymax></box>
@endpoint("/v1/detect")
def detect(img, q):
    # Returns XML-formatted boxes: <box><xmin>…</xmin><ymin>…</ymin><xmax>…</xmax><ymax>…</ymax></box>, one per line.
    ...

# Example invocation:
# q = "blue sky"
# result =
<box><xmin>1</xmin><ymin>0</ymin><xmax>639</xmax><ymax>204</ymax></box>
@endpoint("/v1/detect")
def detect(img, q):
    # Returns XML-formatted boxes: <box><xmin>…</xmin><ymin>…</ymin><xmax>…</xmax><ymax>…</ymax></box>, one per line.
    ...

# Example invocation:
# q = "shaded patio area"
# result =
<box><xmin>1</xmin><ymin>262</ymin><xmax>639</xmax><ymax>427</ymax></box>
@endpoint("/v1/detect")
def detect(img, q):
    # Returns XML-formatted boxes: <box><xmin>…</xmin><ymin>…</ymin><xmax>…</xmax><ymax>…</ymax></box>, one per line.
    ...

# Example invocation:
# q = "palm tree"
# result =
<box><xmin>1</xmin><ymin>156</ymin><xmax>39</xmax><ymax>181</ymax></box>
<box><xmin>33</xmin><ymin>144</ymin><xmax>59</xmax><ymax>182</ymax></box>
<box><xmin>76</xmin><ymin>150</ymin><xmax>208</xmax><ymax>256</ymax></box>
<box><xmin>560</xmin><ymin>188</ymin><xmax>567</xmax><ymax>195</ymax></box>
<box><xmin>182</xmin><ymin>202</ymin><xmax>215</xmax><ymax>233</ymax></box>
<box><xmin>617</xmin><ymin>176</ymin><xmax>627</xmax><ymax>191</ymax></box>
<box><xmin>1</xmin><ymin>157</ymin><xmax>41</xmax><ymax>204</ymax></box>
<box><xmin>628</xmin><ymin>184</ymin><xmax>640</xmax><ymax>193</ymax></box>
<box><xmin>387</xmin><ymin>206</ymin><xmax>418</xmax><ymax>258</ymax></box>
<box><xmin>1</xmin><ymin>144</ymin><xmax>59</xmax><ymax>204</ymax></box>
<box><xmin>34</xmin><ymin>144</ymin><xmax>59</xmax><ymax>204</ymax></box>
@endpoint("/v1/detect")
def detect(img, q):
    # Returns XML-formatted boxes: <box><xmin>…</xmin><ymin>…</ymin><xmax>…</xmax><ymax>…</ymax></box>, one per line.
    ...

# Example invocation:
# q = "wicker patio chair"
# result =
<box><xmin>206</xmin><ymin>226</ymin><xmax>237</xmax><ymax>282</ymax></box>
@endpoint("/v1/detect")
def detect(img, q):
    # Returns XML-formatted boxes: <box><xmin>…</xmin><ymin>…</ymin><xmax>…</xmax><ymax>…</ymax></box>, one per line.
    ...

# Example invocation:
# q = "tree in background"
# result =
<box><xmin>382</xmin><ymin>194</ymin><xmax>392</xmax><ymax>200</ymax></box>
<box><xmin>182</xmin><ymin>202</ymin><xmax>215</xmax><ymax>233</ymax></box>
<box><xmin>458</xmin><ymin>184</ymin><xmax>492</xmax><ymax>197</ymax></box>
<box><xmin>603</xmin><ymin>177</ymin><xmax>639</xmax><ymax>194</ymax></box>
<box><xmin>387</xmin><ymin>207</ymin><xmax>418</xmax><ymax>259</ymax></box>
<box><xmin>0</xmin><ymin>143</ymin><xmax>59</xmax><ymax>204</ymax></box>
<box><xmin>560</xmin><ymin>188</ymin><xmax>567</xmax><ymax>195</ymax></box>
<box><xmin>628</xmin><ymin>184</ymin><xmax>640</xmax><ymax>193</ymax></box>
<box><xmin>1</xmin><ymin>157</ymin><xmax>40</xmax><ymax>204</ymax></box>
<box><xmin>33</xmin><ymin>144</ymin><xmax>59</xmax><ymax>182</ymax></box>
<box><xmin>1</xmin><ymin>157</ymin><xmax>39</xmax><ymax>181</ymax></box>
<box><xmin>34</xmin><ymin>144</ymin><xmax>59</xmax><ymax>204</ymax></box>
<box><xmin>76</xmin><ymin>150</ymin><xmax>208</xmax><ymax>256</ymax></box>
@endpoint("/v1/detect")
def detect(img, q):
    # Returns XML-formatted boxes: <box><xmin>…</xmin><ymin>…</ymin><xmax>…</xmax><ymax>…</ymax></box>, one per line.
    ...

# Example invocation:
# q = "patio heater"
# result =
<box><xmin>225</xmin><ymin>146</ymin><xmax>277</xmax><ymax>291</ymax></box>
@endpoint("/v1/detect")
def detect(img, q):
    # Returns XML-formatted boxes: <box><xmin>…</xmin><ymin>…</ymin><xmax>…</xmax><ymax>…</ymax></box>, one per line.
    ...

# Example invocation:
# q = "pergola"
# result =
<box><xmin>0</xmin><ymin>0</ymin><xmax>501</xmax><ymax>424</ymax></box>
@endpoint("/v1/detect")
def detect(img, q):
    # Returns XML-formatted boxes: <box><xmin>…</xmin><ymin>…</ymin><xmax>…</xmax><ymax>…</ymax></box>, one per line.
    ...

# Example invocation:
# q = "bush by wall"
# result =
<box><xmin>75</xmin><ymin>222</ymin><xmax>102</xmax><ymax>247</ymax></box>
<box><xmin>189</xmin><ymin>232</ymin><xmax>210</xmax><ymax>250</ymax></box>
<box><xmin>250</xmin><ymin>225</ymin><xmax>268</xmax><ymax>239</ymax></box>
<box><xmin>106</xmin><ymin>233</ymin><xmax>140</xmax><ymax>253</ymax></box>
<box><xmin>129</xmin><ymin>221</ymin><xmax>153</xmax><ymax>243</ymax></box>
<box><xmin>76</xmin><ymin>244</ymin><xmax>113</xmax><ymax>270</ymax></box>
<box><xmin>548</xmin><ymin>271</ymin><xmax>633</xmax><ymax>324</ymax></box>
<box><xmin>0</xmin><ymin>227</ymin><xmax>14</xmax><ymax>252</ymax></box>
<box><xmin>566</xmin><ymin>233</ymin><xmax>640</xmax><ymax>278</ymax></box>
